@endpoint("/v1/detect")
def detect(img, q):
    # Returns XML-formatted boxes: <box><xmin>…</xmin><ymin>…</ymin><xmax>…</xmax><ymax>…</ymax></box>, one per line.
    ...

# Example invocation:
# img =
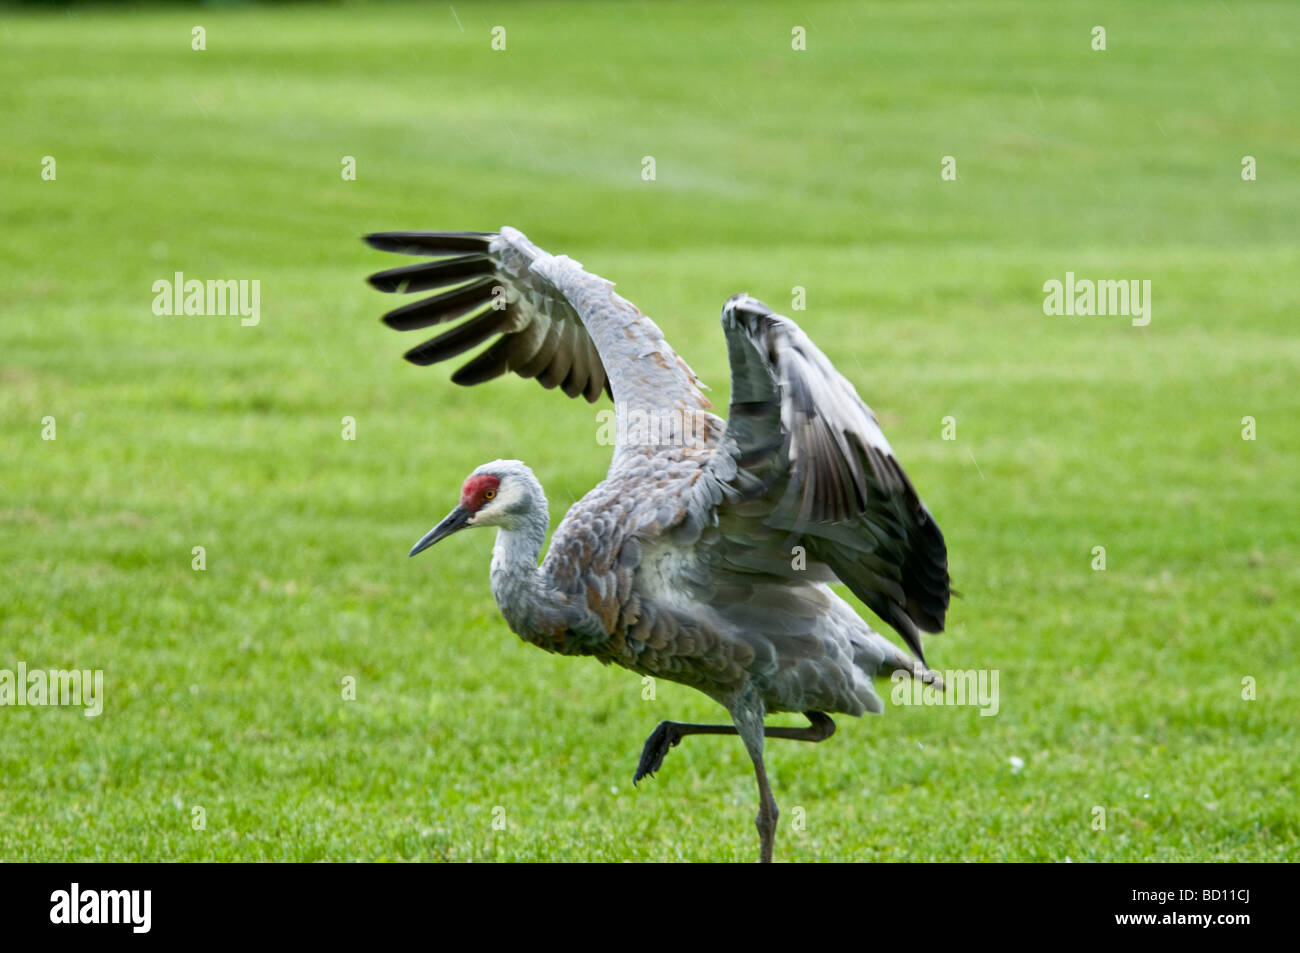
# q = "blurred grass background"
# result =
<box><xmin>0</xmin><ymin>0</ymin><xmax>1296</xmax><ymax>860</ymax></box>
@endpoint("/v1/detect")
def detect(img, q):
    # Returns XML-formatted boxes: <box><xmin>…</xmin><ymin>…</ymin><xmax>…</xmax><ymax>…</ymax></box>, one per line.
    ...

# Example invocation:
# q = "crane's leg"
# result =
<box><xmin>751</xmin><ymin>749</ymin><xmax>778</xmax><ymax>864</ymax></box>
<box><xmin>633</xmin><ymin>711</ymin><xmax>834</xmax><ymax>783</ymax></box>
<box><xmin>732</xmin><ymin>698</ymin><xmax>778</xmax><ymax>863</ymax></box>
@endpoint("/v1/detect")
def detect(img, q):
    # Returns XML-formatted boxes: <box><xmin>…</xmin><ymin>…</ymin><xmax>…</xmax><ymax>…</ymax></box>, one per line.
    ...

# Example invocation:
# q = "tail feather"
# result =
<box><xmin>879</xmin><ymin>638</ymin><xmax>944</xmax><ymax>692</ymax></box>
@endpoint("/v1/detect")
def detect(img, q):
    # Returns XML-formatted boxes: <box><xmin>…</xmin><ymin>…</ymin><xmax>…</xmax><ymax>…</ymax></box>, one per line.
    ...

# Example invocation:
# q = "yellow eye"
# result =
<box><xmin>483</xmin><ymin>489</ymin><xmax>496</xmax><ymax>500</ymax></box>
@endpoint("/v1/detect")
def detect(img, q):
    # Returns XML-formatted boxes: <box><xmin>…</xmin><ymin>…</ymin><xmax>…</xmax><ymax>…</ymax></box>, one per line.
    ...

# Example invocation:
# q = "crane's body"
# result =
<box><xmin>369</xmin><ymin>226</ymin><xmax>952</xmax><ymax>862</ymax></box>
<box><xmin>468</xmin><ymin>454</ymin><xmax>919</xmax><ymax>719</ymax></box>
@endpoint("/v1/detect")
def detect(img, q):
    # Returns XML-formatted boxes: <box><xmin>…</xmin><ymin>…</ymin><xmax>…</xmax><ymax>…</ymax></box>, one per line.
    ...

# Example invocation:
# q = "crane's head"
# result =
<box><xmin>408</xmin><ymin>459</ymin><xmax>542</xmax><ymax>557</ymax></box>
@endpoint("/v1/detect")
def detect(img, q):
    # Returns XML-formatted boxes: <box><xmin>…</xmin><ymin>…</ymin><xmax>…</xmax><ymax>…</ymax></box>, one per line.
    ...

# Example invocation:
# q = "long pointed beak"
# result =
<box><xmin>409</xmin><ymin>505</ymin><xmax>472</xmax><ymax>557</ymax></box>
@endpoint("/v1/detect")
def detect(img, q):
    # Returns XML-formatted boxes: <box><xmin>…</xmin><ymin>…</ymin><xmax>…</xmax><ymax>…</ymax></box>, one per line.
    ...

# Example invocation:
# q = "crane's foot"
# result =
<box><xmin>633</xmin><ymin>721</ymin><xmax>683</xmax><ymax>784</ymax></box>
<box><xmin>632</xmin><ymin>713</ymin><xmax>835</xmax><ymax>786</ymax></box>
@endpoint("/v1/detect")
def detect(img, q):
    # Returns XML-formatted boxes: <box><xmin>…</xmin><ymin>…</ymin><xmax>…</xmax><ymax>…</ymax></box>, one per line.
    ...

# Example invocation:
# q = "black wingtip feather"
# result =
<box><xmin>402</xmin><ymin>308</ymin><xmax>515</xmax><ymax>367</ymax></box>
<box><xmin>380</xmin><ymin>276</ymin><xmax>499</xmax><ymax>331</ymax></box>
<box><xmin>451</xmin><ymin>337</ymin><xmax>514</xmax><ymax>387</ymax></box>
<box><xmin>900</xmin><ymin>506</ymin><xmax>950</xmax><ymax>633</ymax></box>
<box><xmin>363</xmin><ymin>231</ymin><xmax>496</xmax><ymax>256</ymax></box>
<box><xmin>367</xmin><ymin>255</ymin><xmax>495</xmax><ymax>293</ymax></box>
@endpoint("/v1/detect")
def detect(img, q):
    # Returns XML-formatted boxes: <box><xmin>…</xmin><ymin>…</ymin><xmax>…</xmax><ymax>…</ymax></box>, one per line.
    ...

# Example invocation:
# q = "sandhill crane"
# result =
<box><xmin>364</xmin><ymin>227</ymin><xmax>952</xmax><ymax>863</ymax></box>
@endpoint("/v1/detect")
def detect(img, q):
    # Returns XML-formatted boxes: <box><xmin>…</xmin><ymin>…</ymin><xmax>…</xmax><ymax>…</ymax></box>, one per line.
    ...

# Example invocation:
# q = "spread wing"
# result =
<box><xmin>699</xmin><ymin>294</ymin><xmax>951</xmax><ymax>665</ymax></box>
<box><xmin>364</xmin><ymin>227</ymin><xmax>711</xmax><ymax>420</ymax></box>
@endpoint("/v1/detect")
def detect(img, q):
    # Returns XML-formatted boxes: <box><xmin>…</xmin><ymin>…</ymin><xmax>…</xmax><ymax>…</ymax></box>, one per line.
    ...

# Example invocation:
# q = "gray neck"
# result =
<box><xmin>486</xmin><ymin>483</ymin><xmax>607</xmax><ymax>653</ymax></box>
<box><xmin>489</xmin><ymin>503</ymin><xmax>549</xmax><ymax>577</ymax></box>
<box><xmin>488</xmin><ymin>499</ymin><xmax>555</xmax><ymax>641</ymax></box>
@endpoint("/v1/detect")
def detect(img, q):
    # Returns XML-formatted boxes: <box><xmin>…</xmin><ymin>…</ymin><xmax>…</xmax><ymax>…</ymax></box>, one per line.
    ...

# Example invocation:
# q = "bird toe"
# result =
<box><xmin>633</xmin><ymin>721</ymin><xmax>680</xmax><ymax>784</ymax></box>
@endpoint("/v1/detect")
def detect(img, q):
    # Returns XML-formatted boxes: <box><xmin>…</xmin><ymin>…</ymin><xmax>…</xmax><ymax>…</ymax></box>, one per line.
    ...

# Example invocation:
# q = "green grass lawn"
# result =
<box><xmin>1</xmin><ymin>0</ymin><xmax>1297</xmax><ymax>861</ymax></box>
